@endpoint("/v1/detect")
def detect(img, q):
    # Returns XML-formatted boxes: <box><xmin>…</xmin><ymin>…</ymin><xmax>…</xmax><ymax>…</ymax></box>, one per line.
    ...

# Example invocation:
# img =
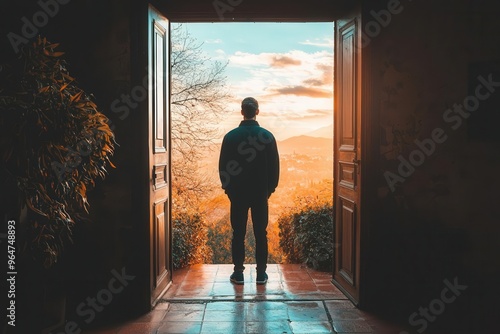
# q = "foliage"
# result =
<box><xmin>206</xmin><ymin>216</ymin><xmax>233</xmax><ymax>264</ymax></box>
<box><xmin>171</xmin><ymin>24</ymin><xmax>232</xmax><ymax>210</ymax></box>
<box><xmin>172</xmin><ymin>212</ymin><xmax>212</xmax><ymax>269</ymax></box>
<box><xmin>0</xmin><ymin>37</ymin><xmax>115</xmax><ymax>268</ymax></box>
<box><xmin>169</xmin><ymin>24</ymin><xmax>231</xmax><ymax>268</ymax></box>
<box><xmin>206</xmin><ymin>215</ymin><xmax>260</xmax><ymax>265</ymax></box>
<box><xmin>278</xmin><ymin>203</ymin><xmax>334</xmax><ymax>271</ymax></box>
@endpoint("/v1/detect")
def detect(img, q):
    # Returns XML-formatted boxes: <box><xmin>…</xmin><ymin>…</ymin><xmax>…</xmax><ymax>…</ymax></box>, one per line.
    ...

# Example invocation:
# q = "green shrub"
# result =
<box><xmin>172</xmin><ymin>212</ymin><xmax>212</xmax><ymax>269</ymax></box>
<box><xmin>278</xmin><ymin>204</ymin><xmax>334</xmax><ymax>271</ymax></box>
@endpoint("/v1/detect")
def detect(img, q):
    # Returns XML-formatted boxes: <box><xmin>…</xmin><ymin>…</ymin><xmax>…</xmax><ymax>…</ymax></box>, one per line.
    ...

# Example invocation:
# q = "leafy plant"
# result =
<box><xmin>0</xmin><ymin>37</ymin><xmax>115</xmax><ymax>268</ymax></box>
<box><xmin>172</xmin><ymin>212</ymin><xmax>212</xmax><ymax>269</ymax></box>
<box><xmin>278</xmin><ymin>204</ymin><xmax>334</xmax><ymax>271</ymax></box>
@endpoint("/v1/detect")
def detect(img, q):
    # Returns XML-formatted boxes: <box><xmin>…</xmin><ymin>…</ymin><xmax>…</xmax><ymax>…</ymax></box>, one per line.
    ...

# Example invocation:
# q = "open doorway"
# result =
<box><xmin>169</xmin><ymin>22</ymin><xmax>335</xmax><ymax>271</ymax></box>
<box><xmin>143</xmin><ymin>2</ymin><xmax>364</xmax><ymax>308</ymax></box>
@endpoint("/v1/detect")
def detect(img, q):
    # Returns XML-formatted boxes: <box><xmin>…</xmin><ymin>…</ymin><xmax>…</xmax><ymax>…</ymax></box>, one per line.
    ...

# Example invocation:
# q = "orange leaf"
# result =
<box><xmin>70</xmin><ymin>91</ymin><xmax>83</xmax><ymax>103</ymax></box>
<box><xmin>60</xmin><ymin>83</ymin><xmax>69</xmax><ymax>92</ymax></box>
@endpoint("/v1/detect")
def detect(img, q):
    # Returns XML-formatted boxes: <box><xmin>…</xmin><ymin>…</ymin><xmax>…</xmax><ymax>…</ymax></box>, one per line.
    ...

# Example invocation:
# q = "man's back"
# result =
<box><xmin>219</xmin><ymin>119</ymin><xmax>279</xmax><ymax>198</ymax></box>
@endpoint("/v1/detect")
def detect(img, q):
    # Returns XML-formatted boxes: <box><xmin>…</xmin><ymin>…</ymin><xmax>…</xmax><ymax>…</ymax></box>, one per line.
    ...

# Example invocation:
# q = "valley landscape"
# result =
<box><xmin>194</xmin><ymin>124</ymin><xmax>334</xmax><ymax>264</ymax></box>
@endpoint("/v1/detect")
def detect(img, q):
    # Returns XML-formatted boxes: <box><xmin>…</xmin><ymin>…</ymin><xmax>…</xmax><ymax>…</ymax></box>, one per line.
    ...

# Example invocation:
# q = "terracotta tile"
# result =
<box><xmin>321</xmin><ymin>291</ymin><xmax>349</xmax><ymax>299</ymax></box>
<box><xmin>316</xmin><ymin>283</ymin><xmax>339</xmax><ymax>293</ymax></box>
<box><xmin>157</xmin><ymin>321</ymin><xmax>202</xmax><ymax>334</ymax></box>
<box><xmin>331</xmin><ymin>319</ymin><xmax>374</xmax><ymax>333</ymax></box>
<box><xmin>203</xmin><ymin>309</ymin><xmax>246</xmax><ymax>321</ymax></box>
<box><xmin>287</xmin><ymin>301</ymin><xmax>329</xmax><ymax>322</ymax></box>
<box><xmin>330</xmin><ymin>308</ymin><xmax>366</xmax><ymax>320</ymax></box>
<box><xmin>281</xmin><ymin>271</ymin><xmax>313</xmax><ymax>282</ymax></box>
<box><xmin>284</xmin><ymin>281</ymin><xmax>319</xmax><ymax>294</ymax></box>
<box><xmin>246</xmin><ymin>320</ymin><xmax>292</xmax><ymax>333</ymax></box>
<box><xmin>178</xmin><ymin>282</ymin><xmax>214</xmax><ymax>291</ymax></box>
<box><xmin>289</xmin><ymin>320</ymin><xmax>334</xmax><ymax>333</ymax></box>
<box><xmin>246</xmin><ymin>301</ymin><xmax>288</xmax><ymax>311</ymax></box>
<box><xmin>200</xmin><ymin>320</ymin><xmax>246</xmax><ymax>333</ymax></box>
<box><xmin>246</xmin><ymin>307</ymin><xmax>288</xmax><ymax>321</ymax></box>
<box><xmin>167</xmin><ymin>303</ymin><xmax>205</xmax><ymax>312</ymax></box>
<box><xmin>162</xmin><ymin>310</ymin><xmax>205</xmax><ymax>322</ymax></box>
<box><xmin>278</xmin><ymin>263</ymin><xmax>306</xmax><ymax>271</ymax></box>
<box><xmin>212</xmin><ymin>282</ymin><xmax>244</xmax><ymax>296</ymax></box>
<box><xmin>264</xmin><ymin>264</ymin><xmax>280</xmax><ymax>273</ymax></box>
<box><xmin>175</xmin><ymin>286</ymin><xmax>213</xmax><ymax>297</ymax></box>
<box><xmin>324</xmin><ymin>300</ymin><xmax>356</xmax><ymax>310</ymax></box>
<box><xmin>205</xmin><ymin>301</ymin><xmax>246</xmax><ymax>311</ymax></box>
<box><xmin>81</xmin><ymin>264</ymin><xmax>406</xmax><ymax>334</ymax></box>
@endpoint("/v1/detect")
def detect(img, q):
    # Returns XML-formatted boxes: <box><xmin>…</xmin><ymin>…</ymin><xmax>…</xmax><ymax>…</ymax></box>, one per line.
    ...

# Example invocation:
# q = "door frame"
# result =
<box><xmin>133</xmin><ymin>0</ymin><xmax>374</xmax><ymax>310</ymax></box>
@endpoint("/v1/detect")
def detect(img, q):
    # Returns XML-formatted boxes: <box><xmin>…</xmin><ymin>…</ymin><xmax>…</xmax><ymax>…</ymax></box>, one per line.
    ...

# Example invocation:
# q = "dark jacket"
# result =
<box><xmin>219</xmin><ymin>120</ymin><xmax>279</xmax><ymax>198</ymax></box>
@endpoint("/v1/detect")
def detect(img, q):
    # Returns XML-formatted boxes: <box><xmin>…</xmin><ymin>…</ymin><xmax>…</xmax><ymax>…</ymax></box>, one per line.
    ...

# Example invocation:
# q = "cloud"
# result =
<box><xmin>270</xmin><ymin>86</ymin><xmax>332</xmax><ymax>98</ymax></box>
<box><xmin>270</xmin><ymin>55</ymin><xmax>301</xmax><ymax>68</ymax></box>
<box><xmin>266</xmin><ymin>109</ymin><xmax>330</xmax><ymax>120</ymax></box>
<box><xmin>303</xmin><ymin>78</ymin><xmax>324</xmax><ymax>86</ymax></box>
<box><xmin>225</xmin><ymin>49</ymin><xmax>333</xmax><ymax>139</ymax></box>
<box><xmin>205</xmin><ymin>38</ymin><xmax>223</xmax><ymax>44</ymax></box>
<box><xmin>229</xmin><ymin>50</ymin><xmax>331</xmax><ymax>69</ymax></box>
<box><xmin>306</xmin><ymin>109</ymin><xmax>331</xmax><ymax>116</ymax></box>
<box><xmin>300</xmin><ymin>38</ymin><xmax>334</xmax><ymax>48</ymax></box>
<box><xmin>317</xmin><ymin>64</ymin><xmax>333</xmax><ymax>85</ymax></box>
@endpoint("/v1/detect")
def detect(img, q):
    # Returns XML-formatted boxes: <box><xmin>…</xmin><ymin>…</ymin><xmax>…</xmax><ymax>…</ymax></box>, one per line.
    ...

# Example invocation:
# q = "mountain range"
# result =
<box><xmin>305</xmin><ymin>123</ymin><xmax>333</xmax><ymax>138</ymax></box>
<box><xmin>278</xmin><ymin>135</ymin><xmax>333</xmax><ymax>156</ymax></box>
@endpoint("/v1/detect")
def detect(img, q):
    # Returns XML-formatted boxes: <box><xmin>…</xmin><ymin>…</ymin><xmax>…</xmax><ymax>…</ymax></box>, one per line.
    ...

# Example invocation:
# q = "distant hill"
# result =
<box><xmin>278</xmin><ymin>135</ymin><xmax>333</xmax><ymax>156</ymax></box>
<box><xmin>306</xmin><ymin>124</ymin><xmax>333</xmax><ymax>139</ymax></box>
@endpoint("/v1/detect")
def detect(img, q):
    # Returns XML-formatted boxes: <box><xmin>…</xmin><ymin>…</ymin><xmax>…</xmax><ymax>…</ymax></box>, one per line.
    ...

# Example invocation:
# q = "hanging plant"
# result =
<box><xmin>0</xmin><ymin>36</ymin><xmax>116</xmax><ymax>268</ymax></box>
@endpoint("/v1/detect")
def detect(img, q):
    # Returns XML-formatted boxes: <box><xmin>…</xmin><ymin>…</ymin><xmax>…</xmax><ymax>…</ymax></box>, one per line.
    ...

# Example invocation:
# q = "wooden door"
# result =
<box><xmin>333</xmin><ymin>9</ymin><xmax>362</xmax><ymax>305</ymax></box>
<box><xmin>148</xmin><ymin>4</ymin><xmax>172</xmax><ymax>304</ymax></box>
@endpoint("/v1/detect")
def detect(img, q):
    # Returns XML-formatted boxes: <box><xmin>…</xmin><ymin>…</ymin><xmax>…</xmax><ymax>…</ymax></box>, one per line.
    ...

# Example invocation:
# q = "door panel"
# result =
<box><xmin>333</xmin><ymin>9</ymin><xmax>362</xmax><ymax>305</ymax></box>
<box><xmin>148</xmin><ymin>4</ymin><xmax>171</xmax><ymax>304</ymax></box>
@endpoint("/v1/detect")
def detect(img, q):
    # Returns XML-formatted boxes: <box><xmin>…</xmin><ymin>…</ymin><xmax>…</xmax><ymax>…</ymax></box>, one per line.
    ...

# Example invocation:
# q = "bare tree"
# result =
<box><xmin>171</xmin><ymin>24</ymin><xmax>231</xmax><ymax>210</ymax></box>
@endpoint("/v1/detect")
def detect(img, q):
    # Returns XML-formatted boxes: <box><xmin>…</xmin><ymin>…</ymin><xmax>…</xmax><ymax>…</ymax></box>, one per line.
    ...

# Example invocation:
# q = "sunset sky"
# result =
<box><xmin>179</xmin><ymin>22</ymin><xmax>334</xmax><ymax>141</ymax></box>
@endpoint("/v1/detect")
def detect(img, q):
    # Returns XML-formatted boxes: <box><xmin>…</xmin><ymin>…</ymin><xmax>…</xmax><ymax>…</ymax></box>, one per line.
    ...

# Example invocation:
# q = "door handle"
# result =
<box><xmin>352</xmin><ymin>158</ymin><xmax>361</xmax><ymax>164</ymax></box>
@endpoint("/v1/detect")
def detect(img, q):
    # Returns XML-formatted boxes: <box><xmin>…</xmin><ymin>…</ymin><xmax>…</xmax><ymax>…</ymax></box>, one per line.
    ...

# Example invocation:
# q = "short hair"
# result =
<box><xmin>241</xmin><ymin>97</ymin><xmax>259</xmax><ymax>119</ymax></box>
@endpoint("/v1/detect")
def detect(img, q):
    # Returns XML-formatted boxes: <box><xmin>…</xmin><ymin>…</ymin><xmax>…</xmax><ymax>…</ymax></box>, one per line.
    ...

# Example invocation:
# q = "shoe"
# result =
<box><xmin>256</xmin><ymin>271</ymin><xmax>268</xmax><ymax>285</ymax></box>
<box><xmin>230</xmin><ymin>271</ymin><xmax>244</xmax><ymax>284</ymax></box>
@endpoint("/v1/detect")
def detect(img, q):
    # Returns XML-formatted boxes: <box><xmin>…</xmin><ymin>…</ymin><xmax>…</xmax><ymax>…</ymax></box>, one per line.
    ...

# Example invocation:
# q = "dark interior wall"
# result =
<box><xmin>366</xmin><ymin>0</ymin><xmax>500</xmax><ymax>331</ymax></box>
<box><xmin>2</xmin><ymin>0</ymin><xmax>499</xmax><ymax>331</ymax></box>
<box><xmin>0</xmin><ymin>0</ymin><xmax>147</xmax><ymax>329</ymax></box>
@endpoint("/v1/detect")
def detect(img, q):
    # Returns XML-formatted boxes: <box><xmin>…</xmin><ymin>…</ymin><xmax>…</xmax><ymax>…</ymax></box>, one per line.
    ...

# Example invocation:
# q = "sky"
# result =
<box><xmin>177</xmin><ymin>22</ymin><xmax>334</xmax><ymax>141</ymax></box>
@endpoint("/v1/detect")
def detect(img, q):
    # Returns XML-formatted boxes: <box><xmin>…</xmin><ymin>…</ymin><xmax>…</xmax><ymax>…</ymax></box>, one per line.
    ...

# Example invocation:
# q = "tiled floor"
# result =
<box><xmin>83</xmin><ymin>264</ymin><xmax>408</xmax><ymax>334</ymax></box>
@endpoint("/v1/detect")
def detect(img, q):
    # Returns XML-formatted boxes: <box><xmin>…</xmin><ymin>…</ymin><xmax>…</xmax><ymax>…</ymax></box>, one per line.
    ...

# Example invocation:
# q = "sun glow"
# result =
<box><xmin>180</xmin><ymin>22</ymin><xmax>334</xmax><ymax>141</ymax></box>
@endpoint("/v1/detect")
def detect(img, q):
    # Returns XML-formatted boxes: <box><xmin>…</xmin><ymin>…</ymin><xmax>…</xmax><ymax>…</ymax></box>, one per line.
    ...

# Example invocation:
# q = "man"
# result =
<box><xmin>219</xmin><ymin>97</ymin><xmax>280</xmax><ymax>285</ymax></box>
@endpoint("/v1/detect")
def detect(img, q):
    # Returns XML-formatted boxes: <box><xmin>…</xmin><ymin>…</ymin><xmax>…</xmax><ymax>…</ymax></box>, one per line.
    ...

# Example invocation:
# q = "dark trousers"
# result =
<box><xmin>229</xmin><ymin>193</ymin><xmax>269</xmax><ymax>273</ymax></box>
